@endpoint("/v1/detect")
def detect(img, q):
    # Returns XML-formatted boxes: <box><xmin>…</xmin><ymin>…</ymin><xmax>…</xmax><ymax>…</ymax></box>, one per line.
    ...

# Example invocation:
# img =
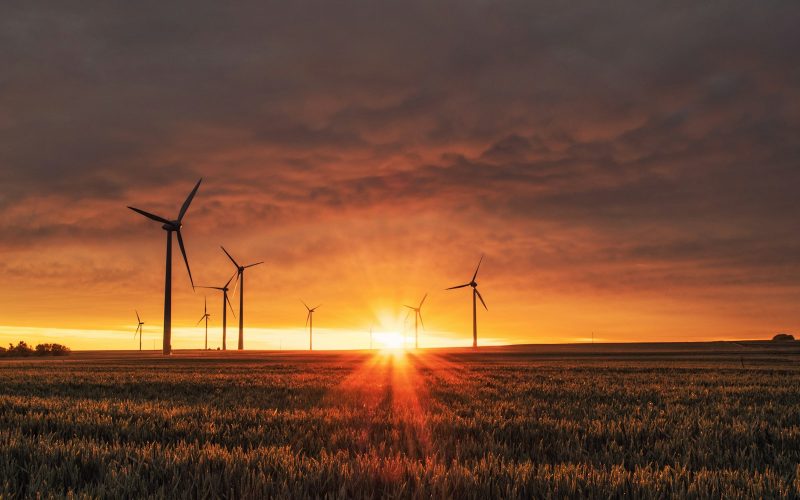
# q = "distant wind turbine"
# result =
<box><xmin>128</xmin><ymin>178</ymin><xmax>201</xmax><ymax>355</ymax></box>
<box><xmin>370</xmin><ymin>326</ymin><xmax>373</xmax><ymax>351</ymax></box>
<box><xmin>197</xmin><ymin>272</ymin><xmax>237</xmax><ymax>350</ymax></box>
<box><xmin>196</xmin><ymin>297</ymin><xmax>211</xmax><ymax>350</ymax></box>
<box><xmin>404</xmin><ymin>293</ymin><xmax>427</xmax><ymax>349</ymax></box>
<box><xmin>302</xmin><ymin>300</ymin><xmax>320</xmax><ymax>351</ymax></box>
<box><xmin>446</xmin><ymin>255</ymin><xmax>487</xmax><ymax>348</ymax></box>
<box><xmin>221</xmin><ymin>246</ymin><xmax>263</xmax><ymax>350</ymax></box>
<box><xmin>134</xmin><ymin>310</ymin><xmax>144</xmax><ymax>351</ymax></box>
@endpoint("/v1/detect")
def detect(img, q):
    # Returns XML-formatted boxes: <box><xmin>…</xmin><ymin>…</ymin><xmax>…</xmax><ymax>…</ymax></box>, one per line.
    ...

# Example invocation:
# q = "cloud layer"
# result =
<box><xmin>2</xmin><ymin>1</ymin><xmax>799</xmax><ymax>345</ymax></box>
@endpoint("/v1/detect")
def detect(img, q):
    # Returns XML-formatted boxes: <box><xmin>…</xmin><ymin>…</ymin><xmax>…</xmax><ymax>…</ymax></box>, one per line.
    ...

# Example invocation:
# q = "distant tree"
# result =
<box><xmin>49</xmin><ymin>344</ymin><xmax>71</xmax><ymax>356</ymax></box>
<box><xmin>34</xmin><ymin>343</ymin><xmax>71</xmax><ymax>356</ymax></box>
<box><xmin>9</xmin><ymin>341</ymin><xmax>33</xmax><ymax>357</ymax></box>
<box><xmin>772</xmin><ymin>333</ymin><xmax>795</xmax><ymax>342</ymax></box>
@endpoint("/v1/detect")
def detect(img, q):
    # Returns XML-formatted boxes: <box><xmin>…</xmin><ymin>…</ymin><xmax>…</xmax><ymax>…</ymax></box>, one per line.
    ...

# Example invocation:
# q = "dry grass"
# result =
<box><xmin>1</xmin><ymin>344</ymin><xmax>798</xmax><ymax>498</ymax></box>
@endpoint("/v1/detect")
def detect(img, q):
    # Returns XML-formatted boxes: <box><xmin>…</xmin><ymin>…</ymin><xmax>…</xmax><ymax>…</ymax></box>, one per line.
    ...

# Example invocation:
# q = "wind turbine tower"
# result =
<box><xmin>134</xmin><ymin>310</ymin><xmax>145</xmax><ymax>351</ymax></box>
<box><xmin>302</xmin><ymin>300</ymin><xmax>320</xmax><ymax>351</ymax></box>
<box><xmin>197</xmin><ymin>272</ymin><xmax>237</xmax><ymax>350</ymax></box>
<box><xmin>446</xmin><ymin>255</ymin><xmax>488</xmax><ymax>348</ymax></box>
<box><xmin>404</xmin><ymin>293</ymin><xmax>427</xmax><ymax>349</ymax></box>
<box><xmin>221</xmin><ymin>246</ymin><xmax>263</xmax><ymax>350</ymax></box>
<box><xmin>128</xmin><ymin>178</ymin><xmax>201</xmax><ymax>355</ymax></box>
<box><xmin>196</xmin><ymin>297</ymin><xmax>211</xmax><ymax>350</ymax></box>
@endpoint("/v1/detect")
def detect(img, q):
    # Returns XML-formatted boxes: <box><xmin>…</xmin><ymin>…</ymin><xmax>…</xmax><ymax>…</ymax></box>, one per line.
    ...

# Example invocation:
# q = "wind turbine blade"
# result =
<box><xmin>196</xmin><ymin>286</ymin><xmax>224</xmax><ymax>290</ymax></box>
<box><xmin>128</xmin><ymin>206</ymin><xmax>171</xmax><ymax>225</ymax></box>
<box><xmin>419</xmin><ymin>293</ymin><xmax>428</xmax><ymax>308</ymax></box>
<box><xmin>472</xmin><ymin>254</ymin><xmax>484</xmax><ymax>282</ymax></box>
<box><xmin>305</xmin><ymin>311</ymin><xmax>311</xmax><ymax>327</ymax></box>
<box><xmin>244</xmin><ymin>261</ymin><xmax>264</xmax><ymax>269</ymax></box>
<box><xmin>446</xmin><ymin>283</ymin><xmax>471</xmax><ymax>290</ymax></box>
<box><xmin>230</xmin><ymin>272</ymin><xmax>240</xmax><ymax>298</ymax></box>
<box><xmin>313</xmin><ymin>304</ymin><xmax>321</xmax><ymax>310</ymax></box>
<box><xmin>300</xmin><ymin>299</ymin><xmax>310</xmax><ymax>311</ymax></box>
<box><xmin>224</xmin><ymin>270</ymin><xmax>237</xmax><ymax>288</ymax></box>
<box><xmin>418</xmin><ymin>311</ymin><xmax>425</xmax><ymax>330</ymax></box>
<box><xmin>204</xmin><ymin>296</ymin><xmax>207</xmax><ymax>314</ymax></box>
<box><xmin>136</xmin><ymin>310</ymin><xmax>141</xmax><ymax>323</ymax></box>
<box><xmin>196</xmin><ymin>316</ymin><xmax>205</xmax><ymax>326</ymax></box>
<box><xmin>220</xmin><ymin>246</ymin><xmax>240</xmax><ymax>268</ymax></box>
<box><xmin>178</xmin><ymin>178</ymin><xmax>202</xmax><ymax>222</ymax></box>
<box><xmin>475</xmin><ymin>288</ymin><xmax>488</xmax><ymax>310</ymax></box>
<box><xmin>226</xmin><ymin>294</ymin><xmax>236</xmax><ymax>317</ymax></box>
<box><xmin>403</xmin><ymin>305</ymin><xmax>415</xmax><ymax>310</ymax></box>
<box><xmin>176</xmin><ymin>230</ymin><xmax>194</xmax><ymax>288</ymax></box>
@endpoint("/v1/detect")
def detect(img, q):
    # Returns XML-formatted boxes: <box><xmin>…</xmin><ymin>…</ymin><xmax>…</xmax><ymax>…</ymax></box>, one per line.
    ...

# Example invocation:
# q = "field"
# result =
<box><xmin>1</xmin><ymin>342</ymin><xmax>799</xmax><ymax>498</ymax></box>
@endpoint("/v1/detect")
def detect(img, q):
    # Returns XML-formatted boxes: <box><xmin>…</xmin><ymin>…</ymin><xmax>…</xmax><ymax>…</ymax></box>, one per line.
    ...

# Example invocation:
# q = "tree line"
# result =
<box><xmin>0</xmin><ymin>341</ymin><xmax>71</xmax><ymax>357</ymax></box>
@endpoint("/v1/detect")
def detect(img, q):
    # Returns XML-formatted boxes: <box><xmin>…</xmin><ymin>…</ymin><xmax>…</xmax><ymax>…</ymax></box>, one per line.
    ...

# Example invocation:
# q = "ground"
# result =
<box><xmin>1</xmin><ymin>342</ymin><xmax>799</xmax><ymax>498</ymax></box>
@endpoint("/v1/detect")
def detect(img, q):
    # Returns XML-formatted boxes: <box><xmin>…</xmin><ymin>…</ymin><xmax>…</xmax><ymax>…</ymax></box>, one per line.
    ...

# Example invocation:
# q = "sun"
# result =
<box><xmin>375</xmin><ymin>331</ymin><xmax>405</xmax><ymax>350</ymax></box>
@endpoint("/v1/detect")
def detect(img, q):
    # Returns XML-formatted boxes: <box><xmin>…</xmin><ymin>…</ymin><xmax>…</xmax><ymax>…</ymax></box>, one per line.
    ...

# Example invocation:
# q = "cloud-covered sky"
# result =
<box><xmin>2</xmin><ymin>1</ymin><xmax>799</xmax><ymax>349</ymax></box>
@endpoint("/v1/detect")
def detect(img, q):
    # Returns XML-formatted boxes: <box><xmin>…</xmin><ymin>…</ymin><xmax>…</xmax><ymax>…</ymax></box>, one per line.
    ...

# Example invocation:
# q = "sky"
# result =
<box><xmin>1</xmin><ymin>1</ymin><xmax>799</xmax><ymax>350</ymax></box>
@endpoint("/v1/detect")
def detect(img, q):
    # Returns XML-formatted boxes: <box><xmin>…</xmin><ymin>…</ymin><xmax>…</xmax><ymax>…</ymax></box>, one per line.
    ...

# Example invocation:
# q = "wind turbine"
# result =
<box><xmin>221</xmin><ymin>246</ymin><xmax>263</xmax><ymax>350</ymax></box>
<box><xmin>446</xmin><ymin>255</ymin><xmax>487</xmax><ymax>348</ymax></box>
<box><xmin>197</xmin><ymin>272</ymin><xmax>237</xmax><ymax>350</ymax></box>
<box><xmin>134</xmin><ymin>310</ymin><xmax>144</xmax><ymax>351</ymax></box>
<box><xmin>196</xmin><ymin>297</ymin><xmax>211</xmax><ymax>350</ymax></box>
<box><xmin>128</xmin><ymin>178</ymin><xmax>201</xmax><ymax>355</ymax></box>
<box><xmin>404</xmin><ymin>293</ymin><xmax>427</xmax><ymax>349</ymax></box>
<box><xmin>302</xmin><ymin>300</ymin><xmax>320</xmax><ymax>351</ymax></box>
<box><xmin>370</xmin><ymin>326</ymin><xmax>373</xmax><ymax>351</ymax></box>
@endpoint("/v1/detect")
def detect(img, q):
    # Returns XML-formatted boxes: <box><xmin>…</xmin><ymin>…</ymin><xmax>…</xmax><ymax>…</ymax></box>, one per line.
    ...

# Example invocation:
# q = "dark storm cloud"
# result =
<box><xmin>1</xmin><ymin>0</ymin><xmax>799</xmax><ymax>296</ymax></box>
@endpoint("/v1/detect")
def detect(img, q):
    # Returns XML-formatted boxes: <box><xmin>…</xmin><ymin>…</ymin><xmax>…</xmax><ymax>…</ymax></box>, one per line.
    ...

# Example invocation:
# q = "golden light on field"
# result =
<box><xmin>327</xmin><ymin>349</ymin><xmax>431</xmax><ymax>457</ymax></box>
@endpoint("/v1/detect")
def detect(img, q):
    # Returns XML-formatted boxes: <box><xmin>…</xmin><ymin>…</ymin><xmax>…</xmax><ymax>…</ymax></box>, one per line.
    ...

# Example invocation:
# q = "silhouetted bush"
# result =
<box><xmin>772</xmin><ymin>333</ymin><xmax>795</xmax><ymax>342</ymax></box>
<box><xmin>7</xmin><ymin>341</ymin><xmax>33</xmax><ymax>357</ymax></box>
<box><xmin>1</xmin><ymin>341</ymin><xmax>70</xmax><ymax>357</ymax></box>
<box><xmin>35</xmin><ymin>343</ymin><xmax>71</xmax><ymax>356</ymax></box>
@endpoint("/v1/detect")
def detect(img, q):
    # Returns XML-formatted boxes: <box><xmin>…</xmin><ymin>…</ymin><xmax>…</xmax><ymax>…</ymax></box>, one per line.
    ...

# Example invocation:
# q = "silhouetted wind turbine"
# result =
<box><xmin>302</xmin><ymin>300</ymin><xmax>320</xmax><ymax>351</ymax></box>
<box><xmin>221</xmin><ymin>246</ymin><xmax>263</xmax><ymax>350</ymax></box>
<box><xmin>134</xmin><ymin>310</ymin><xmax>144</xmax><ymax>351</ymax></box>
<box><xmin>196</xmin><ymin>297</ymin><xmax>211</xmax><ymax>350</ymax></box>
<box><xmin>446</xmin><ymin>255</ymin><xmax>487</xmax><ymax>348</ymax></box>
<box><xmin>404</xmin><ymin>293</ymin><xmax>427</xmax><ymax>349</ymax></box>
<box><xmin>128</xmin><ymin>178</ymin><xmax>201</xmax><ymax>355</ymax></box>
<box><xmin>197</xmin><ymin>272</ymin><xmax>237</xmax><ymax>350</ymax></box>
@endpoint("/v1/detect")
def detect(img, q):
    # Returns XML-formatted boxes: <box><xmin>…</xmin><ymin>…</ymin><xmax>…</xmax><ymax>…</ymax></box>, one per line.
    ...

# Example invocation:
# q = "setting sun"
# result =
<box><xmin>374</xmin><ymin>331</ymin><xmax>405</xmax><ymax>350</ymax></box>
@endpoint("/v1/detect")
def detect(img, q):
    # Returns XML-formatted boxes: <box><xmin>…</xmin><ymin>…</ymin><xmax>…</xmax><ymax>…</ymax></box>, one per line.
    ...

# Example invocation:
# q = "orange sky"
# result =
<box><xmin>1</xmin><ymin>2</ymin><xmax>800</xmax><ymax>350</ymax></box>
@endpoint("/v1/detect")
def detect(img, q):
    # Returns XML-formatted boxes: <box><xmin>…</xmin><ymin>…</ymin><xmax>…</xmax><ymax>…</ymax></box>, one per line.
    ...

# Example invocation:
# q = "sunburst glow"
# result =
<box><xmin>375</xmin><ymin>331</ymin><xmax>405</xmax><ymax>350</ymax></box>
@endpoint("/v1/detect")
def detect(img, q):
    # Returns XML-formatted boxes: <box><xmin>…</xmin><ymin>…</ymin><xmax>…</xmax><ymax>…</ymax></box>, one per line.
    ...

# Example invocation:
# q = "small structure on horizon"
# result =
<box><xmin>772</xmin><ymin>333</ymin><xmax>795</xmax><ymax>342</ymax></box>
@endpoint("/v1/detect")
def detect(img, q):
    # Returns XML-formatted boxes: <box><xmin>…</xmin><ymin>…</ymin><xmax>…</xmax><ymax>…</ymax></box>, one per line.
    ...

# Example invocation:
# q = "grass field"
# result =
<box><xmin>1</xmin><ymin>342</ymin><xmax>799</xmax><ymax>498</ymax></box>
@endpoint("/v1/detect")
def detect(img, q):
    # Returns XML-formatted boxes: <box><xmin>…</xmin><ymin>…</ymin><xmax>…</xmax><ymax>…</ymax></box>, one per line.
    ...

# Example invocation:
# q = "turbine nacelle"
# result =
<box><xmin>161</xmin><ymin>221</ymin><xmax>181</xmax><ymax>231</ymax></box>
